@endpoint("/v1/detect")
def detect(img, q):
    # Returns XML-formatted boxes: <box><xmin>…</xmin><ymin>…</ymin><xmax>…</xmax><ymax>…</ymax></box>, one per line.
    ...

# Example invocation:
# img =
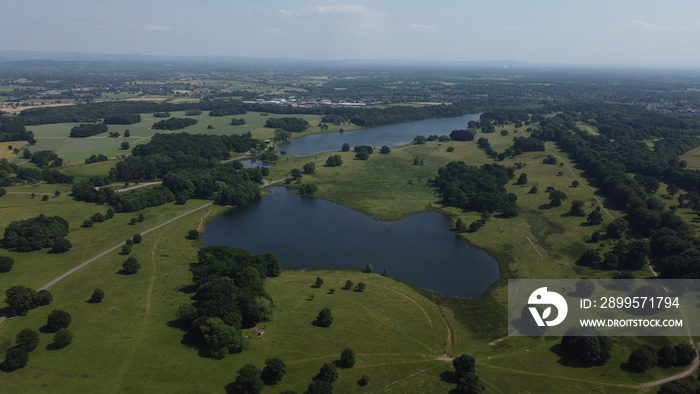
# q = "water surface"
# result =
<box><xmin>204</xmin><ymin>187</ymin><xmax>499</xmax><ymax>298</ymax></box>
<box><xmin>280</xmin><ymin>114</ymin><xmax>480</xmax><ymax>157</ymax></box>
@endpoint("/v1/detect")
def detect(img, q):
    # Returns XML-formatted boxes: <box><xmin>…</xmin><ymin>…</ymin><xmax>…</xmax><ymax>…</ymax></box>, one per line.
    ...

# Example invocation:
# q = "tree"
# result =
<box><xmin>122</xmin><ymin>256</ymin><xmax>140</xmax><ymax>274</ymax></box>
<box><xmin>569</xmin><ymin>200</ymin><xmax>586</xmax><ymax>216</ymax></box>
<box><xmin>314</xmin><ymin>362</ymin><xmax>338</xmax><ymax>383</ymax></box>
<box><xmin>607</xmin><ymin>218</ymin><xmax>629</xmax><ymax>239</ymax></box>
<box><xmin>290</xmin><ymin>168</ymin><xmax>302</xmax><ymax>180</ymax></box>
<box><xmin>341</xmin><ymin>142</ymin><xmax>350</xmax><ymax>152</ymax></box>
<box><xmin>655</xmin><ymin>345</ymin><xmax>676</xmax><ymax>368</ymax></box>
<box><xmin>46</xmin><ymin>309</ymin><xmax>71</xmax><ymax>332</ymax></box>
<box><xmin>560</xmin><ymin>327</ymin><xmax>612</xmax><ymax>366</ymax></box>
<box><xmin>380</xmin><ymin>145</ymin><xmax>391</xmax><ymax>154</ymax></box>
<box><xmin>628</xmin><ymin>344</ymin><xmax>658</xmax><ymax>372</ymax></box>
<box><xmin>50</xmin><ymin>237</ymin><xmax>72</xmax><ymax>253</ymax></box>
<box><xmin>413</xmin><ymin>135</ymin><xmax>427</xmax><ymax>144</ymax></box>
<box><xmin>548</xmin><ymin>189</ymin><xmax>568</xmax><ymax>207</ymax></box>
<box><xmin>261</xmin><ymin>357</ymin><xmax>287</xmax><ymax>385</ymax></box>
<box><xmin>325</xmin><ymin>154</ymin><xmax>343</xmax><ymax>167</ymax></box>
<box><xmin>354</xmin><ymin>282</ymin><xmax>366</xmax><ymax>292</ymax></box>
<box><xmin>587</xmin><ymin>208</ymin><xmax>604</xmax><ymax>225</ymax></box>
<box><xmin>121</xmin><ymin>244</ymin><xmax>132</xmax><ymax>255</ymax></box>
<box><xmin>15</xmin><ymin>329</ymin><xmax>39</xmax><ymax>352</ymax></box>
<box><xmin>455</xmin><ymin>218</ymin><xmax>468</xmax><ymax>232</ymax></box>
<box><xmin>452</xmin><ymin>354</ymin><xmax>484</xmax><ymax>394</ymax></box>
<box><xmin>364</xmin><ymin>263</ymin><xmax>373</xmax><ymax>273</ymax></box>
<box><xmin>5</xmin><ymin>285</ymin><xmax>38</xmax><ymax>315</ymax></box>
<box><xmin>358</xmin><ymin>374</ymin><xmax>370</xmax><ymax>386</ymax></box>
<box><xmin>41</xmin><ymin>194</ymin><xmax>49</xmax><ymax>201</ymax></box>
<box><xmin>228</xmin><ymin>364</ymin><xmax>263</xmax><ymax>394</ymax></box>
<box><xmin>516</xmin><ymin>173</ymin><xmax>528</xmax><ymax>185</ymax></box>
<box><xmin>303</xmin><ymin>162</ymin><xmax>316</xmax><ymax>174</ymax></box>
<box><xmin>306</xmin><ymin>380</ymin><xmax>333</xmax><ymax>394</ymax></box>
<box><xmin>300</xmin><ymin>183</ymin><xmax>319</xmax><ymax>195</ymax></box>
<box><xmin>36</xmin><ymin>289</ymin><xmax>52</xmax><ymax>306</ymax></box>
<box><xmin>52</xmin><ymin>328</ymin><xmax>73</xmax><ymax>349</ymax></box>
<box><xmin>674</xmin><ymin>342</ymin><xmax>696</xmax><ymax>366</ymax></box>
<box><xmin>3</xmin><ymin>348</ymin><xmax>28</xmax><ymax>371</ymax></box>
<box><xmin>343</xmin><ymin>280</ymin><xmax>353</xmax><ymax>290</ymax></box>
<box><xmin>314</xmin><ymin>277</ymin><xmax>324</xmax><ymax>288</ymax></box>
<box><xmin>571</xmin><ymin>180</ymin><xmax>580</xmax><ymax>187</ymax></box>
<box><xmin>187</xmin><ymin>229</ymin><xmax>200</xmax><ymax>240</ymax></box>
<box><xmin>315</xmin><ymin>307</ymin><xmax>333</xmax><ymax>327</ymax></box>
<box><xmin>132</xmin><ymin>233</ymin><xmax>142</xmax><ymax>244</ymax></box>
<box><xmin>0</xmin><ymin>256</ymin><xmax>14</xmax><ymax>273</ymax></box>
<box><xmin>90</xmin><ymin>288</ymin><xmax>105</xmax><ymax>303</ymax></box>
<box><xmin>355</xmin><ymin>150</ymin><xmax>369</xmax><ymax>160</ymax></box>
<box><xmin>274</xmin><ymin>129</ymin><xmax>292</xmax><ymax>142</ymax></box>
<box><xmin>340</xmin><ymin>348</ymin><xmax>356</xmax><ymax>368</ymax></box>
<box><xmin>200</xmin><ymin>317</ymin><xmax>248</xmax><ymax>359</ymax></box>
<box><xmin>576</xmin><ymin>249</ymin><xmax>602</xmax><ymax>267</ymax></box>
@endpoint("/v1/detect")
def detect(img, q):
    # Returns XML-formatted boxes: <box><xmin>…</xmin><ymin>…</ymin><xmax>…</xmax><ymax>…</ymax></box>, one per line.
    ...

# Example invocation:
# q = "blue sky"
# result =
<box><xmin>2</xmin><ymin>0</ymin><xmax>700</xmax><ymax>66</ymax></box>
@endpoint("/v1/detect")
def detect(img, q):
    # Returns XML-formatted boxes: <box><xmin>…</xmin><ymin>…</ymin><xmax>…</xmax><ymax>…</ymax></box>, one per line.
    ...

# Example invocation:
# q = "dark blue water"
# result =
<box><xmin>203</xmin><ymin>187</ymin><xmax>500</xmax><ymax>298</ymax></box>
<box><xmin>239</xmin><ymin>158</ymin><xmax>275</xmax><ymax>169</ymax></box>
<box><xmin>281</xmin><ymin>114</ymin><xmax>481</xmax><ymax>157</ymax></box>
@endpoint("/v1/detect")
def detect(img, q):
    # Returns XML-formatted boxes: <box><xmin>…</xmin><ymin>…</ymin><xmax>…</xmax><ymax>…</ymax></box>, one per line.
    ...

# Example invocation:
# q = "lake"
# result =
<box><xmin>239</xmin><ymin>158</ymin><xmax>275</xmax><ymax>168</ymax></box>
<box><xmin>280</xmin><ymin>113</ymin><xmax>481</xmax><ymax>157</ymax></box>
<box><xmin>203</xmin><ymin>187</ymin><xmax>500</xmax><ymax>298</ymax></box>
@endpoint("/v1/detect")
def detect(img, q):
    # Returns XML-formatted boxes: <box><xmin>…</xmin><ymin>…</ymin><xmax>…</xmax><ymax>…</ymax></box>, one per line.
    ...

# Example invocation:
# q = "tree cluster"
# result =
<box><xmin>69</xmin><ymin>123</ymin><xmax>108</xmax><ymax>138</ymax></box>
<box><xmin>628</xmin><ymin>342</ymin><xmax>696</xmax><ymax>372</ymax></box>
<box><xmin>431</xmin><ymin>161</ymin><xmax>519</xmax><ymax>217</ymax></box>
<box><xmin>3</xmin><ymin>214</ymin><xmax>70</xmax><ymax>252</ymax></box>
<box><xmin>104</xmin><ymin>114</ymin><xmax>141</xmax><ymax>125</ymax></box>
<box><xmin>177</xmin><ymin>247</ymin><xmax>281</xmax><ymax>358</ymax></box>
<box><xmin>151</xmin><ymin>117</ymin><xmax>198</xmax><ymax>130</ymax></box>
<box><xmin>449</xmin><ymin>129</ymin><xmax>475</xmax><ymax>141</ymax></box>
<box><xmin>264</xmin><ymin>117</ymin><xmax>310</xmax><ymax>132</ymax></box>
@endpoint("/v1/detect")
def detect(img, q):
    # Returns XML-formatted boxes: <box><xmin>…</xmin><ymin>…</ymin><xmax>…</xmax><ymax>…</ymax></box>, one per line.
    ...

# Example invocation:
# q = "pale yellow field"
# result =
<box><xmin>0</xmin><ymin>141</ymin><xmax>27</xmax><ymax>159</ymax></box>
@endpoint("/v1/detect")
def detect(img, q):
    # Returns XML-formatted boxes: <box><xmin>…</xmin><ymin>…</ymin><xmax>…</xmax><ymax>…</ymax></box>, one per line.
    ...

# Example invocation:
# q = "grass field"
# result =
<box><xmin>16</xmin><ymin>111</ymin><xmax>344</xmax><ymax>165</ymax></box>
<box><xmin>1</xmin><ymin>116</ymin><xmax>695</xmax><ymax>392</ymax></box>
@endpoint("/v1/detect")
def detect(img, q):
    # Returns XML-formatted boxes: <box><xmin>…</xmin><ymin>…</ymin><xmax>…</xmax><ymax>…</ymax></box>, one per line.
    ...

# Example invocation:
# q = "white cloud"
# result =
<box><xmin>142</xmin><ymin>24</ymin><xmax>172</xmax><ymax>32</ymax></box>
<box><xmin>622</xmin><ymin>19</ymin><xmax>691</xmax><ymax>32</ymax></box>
<box><xmin>279</xmin><ymin>5</ymin><xmax>376</xmax><ymax>17</ymax></box>
<box><xmin>408</xmin><ymin>24</ymin><xmax>436</xmax><ymax>32</ymax></box>
<box><xmin>502</xmin><ymin>25</ymin><xmax>517</xmax><ymax>31</ymax></box>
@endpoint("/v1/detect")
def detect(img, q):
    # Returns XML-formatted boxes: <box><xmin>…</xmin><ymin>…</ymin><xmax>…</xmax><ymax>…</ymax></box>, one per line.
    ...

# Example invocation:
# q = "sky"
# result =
<box><xmin>2</xmin><ymin>0</ymin><xmax>700</xmax><ymax>66</ymax></box>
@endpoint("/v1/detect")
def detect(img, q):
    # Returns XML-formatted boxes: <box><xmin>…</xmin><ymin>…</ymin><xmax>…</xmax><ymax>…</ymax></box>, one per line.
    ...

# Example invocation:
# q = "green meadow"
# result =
<box><xmin>0</xmin><ymin>115</ymin><xmax>695</xmax><ymax>392</ymax></box>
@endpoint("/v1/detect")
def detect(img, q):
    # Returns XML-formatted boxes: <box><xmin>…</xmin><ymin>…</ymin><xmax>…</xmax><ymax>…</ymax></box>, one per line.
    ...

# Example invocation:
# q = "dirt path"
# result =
<box><xmin>640</xmin><ymin>353</ymin><xmax>700</xmax><ymax>388</ymax></box>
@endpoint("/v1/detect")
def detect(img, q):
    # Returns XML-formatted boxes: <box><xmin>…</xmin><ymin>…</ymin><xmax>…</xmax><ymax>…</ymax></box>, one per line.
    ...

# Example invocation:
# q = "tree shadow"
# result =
<box><xmin>46</xmin><ymin>342</ymin><xmax>66</xmax><ymax>351</ymax></box>
<box><xmin>619</xmin><ymin>361</ymin><xmax>639</xmax><ymax>373</ymax></box>
<box><xmin>538</xmin><ymin>203</ymin><xmax>554</xmax><ymax>210</ymax></box>
<box><xmin>439</xmin><ymin>370</ymin><xmax>457</xmax><ymax>384</ymax></box>
<box><xmin>39</xmin><ymin>325</ymin><xmax>56</xmax><ymax>334</ymax></box>
<box><xmin>550</xmin><ymin>344</ymin><xmax>591</xmax><ymax>368</ymax></box>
